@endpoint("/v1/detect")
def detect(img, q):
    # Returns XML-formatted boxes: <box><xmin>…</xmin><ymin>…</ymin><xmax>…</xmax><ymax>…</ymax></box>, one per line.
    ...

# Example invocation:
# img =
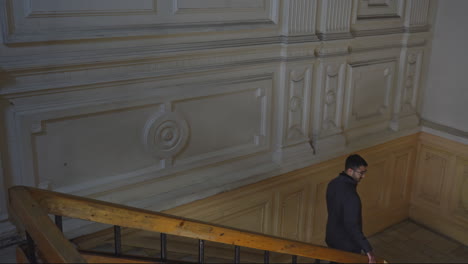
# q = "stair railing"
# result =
<box><xmin>9</xmin><ymin>185</ymin><xmax>387</xmax><ymax>263</ymax></box>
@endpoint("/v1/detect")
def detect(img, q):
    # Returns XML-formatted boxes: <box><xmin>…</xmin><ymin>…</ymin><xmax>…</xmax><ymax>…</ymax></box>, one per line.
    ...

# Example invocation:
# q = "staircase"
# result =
<box><xmin>9</xmin><ymin>186</ymin><xmax>387</xmax><ymax>263</ymax></box>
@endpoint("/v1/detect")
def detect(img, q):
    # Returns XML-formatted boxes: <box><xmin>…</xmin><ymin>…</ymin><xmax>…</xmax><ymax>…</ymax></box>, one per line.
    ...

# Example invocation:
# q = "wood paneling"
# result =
<box><xmin>452</xmin><ymin>158</ymin><xmax>468</xmax><ymax>223</ymax></box>
<box><xmin>310</xmin><ymin>180</ymin><xmax>329</xmax><ymax>245</ymax></box>
<box><xmin>212</xmin><ymin>202</ymin><xmax>271</xmax><ymax>234</ymax></box>
<box><xmin>414</xmin><ymin>146</ymin><xmax>450</xmax><ymax>206</ymax></box>
<box><xmin>359</xmin><ymin>158</ymin><xmax>387</xmax><ymax>212</ymax></box>
<box><xmin>167</xmin><ymin>134</ymin><xmax>419</xmax><ymax>246</ymax></box>
<box><xmin>389</xmin><ymin>148</ymin><xmax>414</xmax><ymax>206</ymax></box>
<box><xmin>275</xmin><ymin>182</ymin><xmax>309</xmax><ymax>241</ymax></box>
<box><xmin>410</xmin><ymin>133</ymin><xmax>468</xmax><ymax>246</ymax></box>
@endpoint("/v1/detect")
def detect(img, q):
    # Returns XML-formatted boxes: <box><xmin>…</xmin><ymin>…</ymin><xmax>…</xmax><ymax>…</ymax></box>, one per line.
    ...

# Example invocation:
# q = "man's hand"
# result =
<box><xmin>366</xmin><ymin>251</ymin><xmax>376</xmax><ymax>263</ymax></box>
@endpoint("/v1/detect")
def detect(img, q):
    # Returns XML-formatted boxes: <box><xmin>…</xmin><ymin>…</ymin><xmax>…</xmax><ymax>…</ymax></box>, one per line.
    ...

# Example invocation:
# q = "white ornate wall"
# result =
<box><xmin>0</xmin><ymin>0</ymin><xmax>435</xmax><ymax>239</ymax></box>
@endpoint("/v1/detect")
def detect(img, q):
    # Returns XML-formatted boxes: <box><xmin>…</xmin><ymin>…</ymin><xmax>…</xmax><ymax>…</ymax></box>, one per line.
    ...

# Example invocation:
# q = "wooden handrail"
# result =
<box><xmin>9</xmin><ymin>186</ymin><xmax>86</xmax><ymax>263</ymax></box>
<box><xmin>9</xmin><ymin>186</ymin><xmax>387</xmax><ymax>263</ymax></box>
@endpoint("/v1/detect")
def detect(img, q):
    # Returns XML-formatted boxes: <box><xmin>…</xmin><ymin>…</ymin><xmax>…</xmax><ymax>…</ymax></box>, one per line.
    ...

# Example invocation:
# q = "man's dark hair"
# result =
<box><xmin>345</xmin><ymin>154</ymin><xmax>368</xmax><ymax>170</ymax></box>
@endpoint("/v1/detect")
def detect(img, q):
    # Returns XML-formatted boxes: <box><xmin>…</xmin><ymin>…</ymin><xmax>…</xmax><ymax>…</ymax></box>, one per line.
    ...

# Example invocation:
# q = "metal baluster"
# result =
<box><xmin>26</xmin><ymin>232</ymin><xmax>37</xmax><ymax>264</ymax></box>
<box><xmin>114</xmin><ymin>225</ymin><xmax>121</xmax><ymax>256</ymax></box>
<box><xmin>160</xmin><ymin>233</ymin><xmax>167</xmax><ymax>261</ymax></box>
<box><xmin>264</xmin><ymin>250</ymin><xmax>270</xmax><ymax>264</ymax></box>
<box><xmin>54</xmin><ymin>215</ymin><xmax>63</xmax><ymax>232</ymax></box>
<box><xmin>234</xmin><ymin>245</ymin><xmax>240</xmax><ymax>264</ymax></box>
<box><xmin>292</xmin><ymin>255</ymin><xmax>297</xmax><ymax>264</ymax></box>
<box><xmin>314</xmin><ymin>258</ymin><xmax>321</xmax><ymax>264</ymax></box>
<box><xmin>198</xmin><ymin>239</ymin><xmax>205</xmax><ymax>264</ymax></box>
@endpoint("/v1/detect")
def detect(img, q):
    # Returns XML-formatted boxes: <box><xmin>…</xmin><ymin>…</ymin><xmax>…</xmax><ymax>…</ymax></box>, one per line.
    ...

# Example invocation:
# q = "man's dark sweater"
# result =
<box><xmin>325</xmin><ymin>172</ymin><xmax>372</xmax><ymax>254</ymax></box>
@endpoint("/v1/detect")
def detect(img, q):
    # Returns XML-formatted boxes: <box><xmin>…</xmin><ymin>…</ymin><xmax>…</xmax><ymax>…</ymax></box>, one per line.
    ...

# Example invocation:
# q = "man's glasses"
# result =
<box><xmin>354</xmin><ymin>169</ymin><xmax>367</xmax><ymax>176</ymax></box>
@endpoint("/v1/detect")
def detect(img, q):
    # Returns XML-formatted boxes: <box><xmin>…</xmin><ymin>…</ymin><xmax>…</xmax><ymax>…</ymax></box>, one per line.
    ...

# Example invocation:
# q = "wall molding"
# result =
<box><xmin>1</xmin><ymin>31</ymin><xmax>429</xmax><ymax>73</ymax></box>
<box><xmin>0</xmin><ymin>35</ymin><xmax>432</xmax><ymax>98</ymax></box>
<box><xmin>421</xmin><ymin>119</ymin><xmax>468</xmax><ymax>143</ymax></box>
<box><xmin>352</xmin><ymin>27</ymin><xmax>406</xmax><ymax>37</ymax></box>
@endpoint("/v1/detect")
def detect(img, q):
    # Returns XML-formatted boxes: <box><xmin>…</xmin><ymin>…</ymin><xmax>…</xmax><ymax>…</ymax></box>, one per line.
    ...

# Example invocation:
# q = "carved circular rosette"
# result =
<box><xmin>142</xmin><ymin>111</ymin><xmax>189</xmax><ymax>159</ymax></box>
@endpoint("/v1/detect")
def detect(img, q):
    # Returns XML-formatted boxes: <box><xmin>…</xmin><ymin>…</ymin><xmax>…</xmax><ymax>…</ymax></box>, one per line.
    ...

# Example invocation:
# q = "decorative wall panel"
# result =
<box><xmin>1</xmin><ymin>0</ymin><xmax>279</xmax><ymax>44</ymax></box>
<box><xmin>351</xmin><ymin>0</ymin><xmax>405</xmax><ymax>36</ymax></box>
<box><xmin>404</xmin><ymin>0</ymin><xmax>430</xmax><ymax>30</ymax></box>
<box><xmin>33</xmin><ymin>104</ymin><xmax>163</xmax><ymax>190</ymax></box>
<box><xmin>27</xmin><ymin>0</ymin><xmax>156</xmax><ymax>15</ymax></box>
<box><xmin>451</xmin><ymin>159</ymin><xmax>468</xmax><ymax>225</ymax></box>
<box><xmin>173</xmin><ymin>79</ymin><xmax>271</xmax><ymax>167</ymax></box>
<box><xmin>344</xmin><ymin>60</ymin><xmax>396</xmax><ymax>134</ymax></box>
<box><xmin>166</xmin><ymin>187</ymin><xmax>275</xmax><ymax>235</ymax></box>
<box><xmin>174</xmin><ymin>0</ymin><xmax>265</xmax><ymax>12</ymax></box>
<box><xmin>283</xmin><ymin>65</ymin><xmax>313</xmax><ymax>146</ymax></box>
<box><xmin>414</xmin><ymin>146</ymin><xmax>450</xmax><ymax>207</ymax></box>
<box><xmin>359</xmin><ymin>159</ymin><xmax>387</xmax><ymax>212</ymax></box>
<box><xmin>4</xmin><ymin>74</ymin><xmax>273</xmax><ymax>197</ymax></box>
<box><xmin>276</xmin><ymin>184</ymin><xmax>308</xmax><ymax>241</ymax></box>
<box><xmin>316</xmin><ymin>62</ymin><xmax>346</xmax><ymax>138</ymax></box>
<box><xmin>316</xmin><ymin>0</ymin><xmax>353</xmax><ymax>39</ymax></box>
<box><xmin>212</xmin><ymin>202</ymin><xmax>271</xmax><ymax>233</ymax></box>
<box><xmin>356</xmin><ymin>0</ymin><xmax>403</xmax><ymax>19</ymax></box>
<box><xmin>401</xmin><ymin>50</ymin><xmax>423</xmax><ymax>115</ymax></box>
<box><xmin>388</xmin><ymin>148</ymin><xmax>414</xmax><ymax>206</ymax></box>
<box><xmin>310</xmin><ymin>181</ymin><xmax>329</xmax><ymax>244</ymax></box>
<box><xmin>410</xmin><ymin>133</ymin><xmax>468</xmax><ymax>246</ymax></box>
<box><xmin>282</xmin><ymin>0</ymin><xmax>317</xmax><ymax>36</ymax></box>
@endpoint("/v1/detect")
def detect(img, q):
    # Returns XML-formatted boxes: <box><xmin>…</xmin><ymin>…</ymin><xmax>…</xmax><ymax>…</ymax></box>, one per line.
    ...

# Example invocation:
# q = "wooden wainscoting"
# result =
<box><xmin>166</xmin><ymin>134</ymin><xmax>419</xmax><ymax>246</ymax></box>
<box><xmin>410</xmin><ymin>132</ymin><xmax>468</xmax><ymax>246</ymax></box>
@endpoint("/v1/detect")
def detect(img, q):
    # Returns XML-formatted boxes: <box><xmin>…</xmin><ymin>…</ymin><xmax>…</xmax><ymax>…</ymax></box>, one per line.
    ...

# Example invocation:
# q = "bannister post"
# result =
<box><xmin>114</xmin><ymin>225</ymin><xmax>121</xmax><ymax>256</ymax></box>
<box><xmin>199</xmin><ymin>239</ymin><xmax>205</xmax><ymax>264</ymax></box>
<box><xmin>26</xmin><ymin>232</ymin><xmax>37</xmax><ymax>264</ymax></box>
<box><xmin>161</xmin><ymin>233</ymin><xmax>167</xmax><ymax>261</ymax></box>
<box><xmin>264</xmin><ymin>250</ymin><xmax>270</xmax><ymax>264</ymax></box>
<box><xmin>234</xmin><ymin>245</ymin><xmax>240</xmax><ymax>264</ymax></box>
<box><xmin>54</xmin><ymin>215</ymin><xmax>63</xmax><ymax>232</ymax></box>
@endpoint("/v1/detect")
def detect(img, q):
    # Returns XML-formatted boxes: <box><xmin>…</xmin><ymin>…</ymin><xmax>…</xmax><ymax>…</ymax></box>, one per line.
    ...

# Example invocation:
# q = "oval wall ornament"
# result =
<box><xmin>289</xmin><ymin>96</ymin><xmax>303</xmax><ymax>112</ymax></box>
<box><xmin>142</xmin><ymin>111</ymin><xmax>189</xmax><ymax>159</ymax></box>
